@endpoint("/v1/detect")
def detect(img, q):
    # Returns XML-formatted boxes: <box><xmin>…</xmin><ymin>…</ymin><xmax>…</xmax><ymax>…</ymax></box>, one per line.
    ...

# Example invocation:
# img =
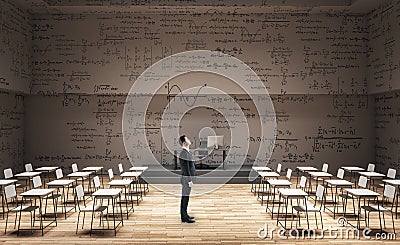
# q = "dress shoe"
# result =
<box><xmin>181</xmin><ymin>218</ymin><xmax>195</xmax><ymax>223</ymax></box>
<box><xmin>188</xmin><ymin>215</ymin><xmax>195</xmax><ymax>220</ymax></box>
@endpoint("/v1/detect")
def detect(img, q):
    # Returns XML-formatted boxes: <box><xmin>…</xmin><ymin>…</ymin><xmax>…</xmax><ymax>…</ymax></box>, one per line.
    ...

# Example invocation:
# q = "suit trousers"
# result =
<box><xmin>180</xmin><ymin>182</ymin><xmax>192</xmax><ymax>219</ymax></box>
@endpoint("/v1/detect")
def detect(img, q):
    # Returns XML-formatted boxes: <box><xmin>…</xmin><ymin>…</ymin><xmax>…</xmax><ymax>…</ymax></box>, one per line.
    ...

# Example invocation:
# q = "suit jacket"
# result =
<box><xmin>179</xmin><ymin>148</ymin><xmax>196</xmax><ymax>184</ymax></box>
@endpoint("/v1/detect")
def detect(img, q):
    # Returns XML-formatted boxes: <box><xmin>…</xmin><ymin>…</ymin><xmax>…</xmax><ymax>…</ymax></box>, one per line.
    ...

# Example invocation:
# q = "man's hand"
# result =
<box><xmin>188</xmin><ymin>181</ymin><xmax>193</xmax><ymax>187</ymax></box>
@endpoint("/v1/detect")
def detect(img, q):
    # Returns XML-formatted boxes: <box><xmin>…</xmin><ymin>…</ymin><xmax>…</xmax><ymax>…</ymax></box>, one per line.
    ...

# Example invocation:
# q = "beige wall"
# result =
<box><xmin>31</xmin><ymin>9</ymin><xmax>367</xmax><ymax>95</ymax></box>
<box><xmin>0</xmin><ymin>91</ymin><xmax>24</xmax><ymax>174</ymax></box>
<box><xmin>22</xmin><ymin>7</ymin><xmax>377</xmax><ymax>174</ymax></box>
<box><xmin>0</xmin><ymin>0</ymin><xmax>30</xmax><ymax>175</ymax></box>
<box><xmin>375</xmin><ymin>91</ymin><xmax>400</xmax><ymax>173</ymax></box>
<box><xmin>0</xmin><ymin>0</ymin><xmax>32</xmax><ymax>94</ymax></box>
<box><xmin>367</xmin><ymin>0</ymin><xmax>400</xmax><ymax>93</ymax></box>
<box><xmin>24</xmin><ymin>92</ymin><xmax>374</xmax><ymax>174</ymax></box>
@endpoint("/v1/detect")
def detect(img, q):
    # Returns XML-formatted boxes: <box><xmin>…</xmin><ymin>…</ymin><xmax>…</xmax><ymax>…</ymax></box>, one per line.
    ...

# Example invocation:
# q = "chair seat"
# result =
<box><xmin>361</xmin><ymin>205</ymin><xmax>391</xmax><ymax>212</ymax></box>
<box><xmin>338</xmin><ymin>193</ymin><xmax>355</xmax><ymax>199</ymax></box>
<box><xmin>11</xmin><ymin>205</ymin><xmax>39</xmax><ymax>212</ymax></box>
<box><xmin>81</xmin><ymin>205</ymin><xmax>108</xmax><ymax>212</ymax></box>
<box><xmin>372</xmin><ymin>183</ymin><xmax>384</xmax><ymax>188</ymax></box>
<box><xmin>15</xmin><ymin>183</ymin><xmax>26</xmax><ymax>188</ymax></box>
<box><xmin>44</xmin><ymin>193</ymin><xmax>62</xmax><ymax>199</ymax></box>
<box><xmin>293</xmin><ymin>205</ymin><xmax>320</xmax><ymax>212</ymax></box>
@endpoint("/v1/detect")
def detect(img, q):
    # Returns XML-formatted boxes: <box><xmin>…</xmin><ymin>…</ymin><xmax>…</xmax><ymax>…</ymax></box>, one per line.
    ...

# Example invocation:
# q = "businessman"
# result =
<box><xmin>179</xmin><ymin>135</ymin><xmax>196</xmax><ymax>223</ymax></box>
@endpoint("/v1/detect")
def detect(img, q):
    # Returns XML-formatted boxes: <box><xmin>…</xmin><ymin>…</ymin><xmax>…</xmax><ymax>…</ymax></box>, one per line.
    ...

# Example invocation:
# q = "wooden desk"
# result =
<box><xmin>341</xmin><ymin>166</ymin><xmax>364</xmax><ymax>182</ymax></box>
<box><xmin>296</xmin><ymin>166</ymin><xmax>318</xmax><ymax>187</ymax></box>
<box><xmin>120</xmin><ymin>172</ymin><xmax>143</xmax><ymax>204</ymax></box>
<box><xmin>82</xmin><ymin>166</ymin><xmax>104</xmax><ymax>185</ymax></box>
<box><xmin>91</xmin><ymin>188</ymin><xmax>123</xmax><ymax>236</ymax></box>
<box><xmin>257</xmin><ymin>172</ymin><xmax>280</xmax><ymax>205</ymax></box>
<box><xmin>19</xmin><ymin>188</ymin><xmax>57</xmax><ymax>236</ymax></box>
<box><xmin>46</xmin><ymin>179</ymin><xmax>76</xmax><ymax>219</ymax></box>
<box><xmin>108</xmin><ymin>179</ymin><xmax>134</xmax><ymax>218</ymax></box>
<box><xmin>276</xmin><ymin>188</ymin><xmax>309</xmax><ymax>230</ymax></box>
<box><xmin>344</xmin><ymin>188</ymin><xmax>380</xmax><ymax>230</ymax></box>
<box><xmin>68</xmin><ymin>171</ymin><xmax>93</xmax><ymax>194</ymax></box>
<box><xmin>358</xmin><ymin>171</ymin><xmax>385</xmax><ymax>188</ymax></box>
<box><xmin>323</xmin><ymin>179</ymin><xmax>354</xmax><ymax>218</ymax></box>
<box><xmin>250</xmin><ymin>166</ymin><xmax>271</xmax><ymax>194</ymax></box>
<box><xmin>35</xmin><ymin>167</ymin><xmax>59</xmax><ymax>182</ymax></box>
<box><xmin>14</xmin><ymin>172</ymin><xmax>42</xmax><ymax>189</ymax></box>
<box><xmin>308</xmin><ymin>171</ymin><xmax>332</xmax><ymax>194</ymax></box>
<box><xmin>265</xmin><ymin>179</ymin><xmax>292</xmax><ymax>218</ymax></box>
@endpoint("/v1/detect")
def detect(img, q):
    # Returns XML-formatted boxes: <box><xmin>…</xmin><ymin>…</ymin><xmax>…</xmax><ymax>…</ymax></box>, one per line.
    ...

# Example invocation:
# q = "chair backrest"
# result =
<box><xmin>108</xmin><ymin>168</ymin><xmax>114</xmax><ymax>180</ymax></box>
<box><xmin>276</xmin><ymin>163</ymin><xmax>282</xmax><ymax>173</ymax></box>
<box><xmin>337</xmin><ymin>168</ymin><xmax>344</xmax><ymax>179</ymax></box>
<box><xmin>322</xmin><ymin>163</ymin><xmax>328</xmax><ymax>173</ymax></box>
<box><xmin>4</xmin><ymin>184</ymin><xmax>17</xmax><ymax>201</ymax></box>
<box><xmin>387</xmin><ymin>168</ymin><xmax>396</xmax><ymax>179</ymax></box>
<box><xmin>25</xmin><ymin>163</ymin><xmax>33</xmax><ymax>172</ymax></box>
<box><xmin>316</xmin><ymin>184</ymin><xmax>324</xmax><ymax>199</ymax></box>
<box><xmin>367</xmin><ymin>163</ymin><xmax>375</xmax><ymax>172</ymax></box>
<box><xmin>118</xmin><ymin>163</ymin><xmax>124</xmax><ymax>174</ymax></box>
<box><xmin>93</xmin><ymin>176</ymin><xmax>101</xmax><ymax>189</ymax></box>
<box><xmin>33</xmin><ymin>176</ymin><xmax>42</xmax><ymax>188</ymax></box>
<box><xmin>383</xmin><ymin>184</ymin><xmax>396</xmax><ymax>200</ymax></box>
<box><xmin>299</xmin><ymin>176</ymin><xmax>307</xmax><ymax>189</ymax></box>
<box><xmin>286</xmin><ymin>168</ymin><xmax>292</xmax><ymax>180</ymax></box>
<box><xmin>72</xmin><ymin>163</ymin><xmax>78</xmax><ymax>173</ymax></box>
<box><xmin>4</xmin><ymin>168</ymin><xmax>13</xmax><ymax>179</ymax></box>
<box><xmin>358</xmin><ymin>176</ymin><xmax>368</xmax><ymax>188</ymax></box>
<box><xmin>75</xmin><ymin>185</ymin><xmax>84</xmax><ymax>199</ymax></box>
<box><xmin>56</xmin><ymin>168</ymin><xmax>63</xmax><ymax>179</ymax></box>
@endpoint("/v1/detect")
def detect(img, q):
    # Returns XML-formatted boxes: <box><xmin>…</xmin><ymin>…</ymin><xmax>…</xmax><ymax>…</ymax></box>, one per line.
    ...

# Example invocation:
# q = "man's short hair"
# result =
<box><xmin>179</xmin><ymin>135</ymin><xmax>186</xmax><ymax>145</ymax></box>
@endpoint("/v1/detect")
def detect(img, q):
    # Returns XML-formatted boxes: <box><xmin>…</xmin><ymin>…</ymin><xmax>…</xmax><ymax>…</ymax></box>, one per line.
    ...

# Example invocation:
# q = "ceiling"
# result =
<box><xmin>15</xmin><ymin>0</ymin><xmax>386</xmax><ymax>15</ymax></box>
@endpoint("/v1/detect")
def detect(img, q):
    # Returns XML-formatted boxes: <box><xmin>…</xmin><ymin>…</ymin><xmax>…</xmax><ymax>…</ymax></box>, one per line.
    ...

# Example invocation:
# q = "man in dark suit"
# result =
<box><xmin>179</xmin><ymin>135</ymin><xmax>196</xmax><ymax>223</ymax></box>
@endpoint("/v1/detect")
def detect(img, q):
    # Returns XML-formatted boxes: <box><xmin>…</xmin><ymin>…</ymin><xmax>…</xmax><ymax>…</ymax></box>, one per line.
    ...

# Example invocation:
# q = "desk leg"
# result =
<box><xmin>304</xmin><ymin>197</ymin><xmax>310</xmax><ymax>229</ymax></box>
<box><xmin>39</xmin><ymin>197</ymin><xmax>44</xmax><ymax>236</ymax></box>
<box><xmin>52</xmin><ymin>191</ymin><xmax>57</xmax><ymax>226</ymax></box>
<box><xmin>90</xmin><ymin>197</ymin><xmax>95</xmax><ymax>236</ymax></box>
<box><xmin>271</xmin><ymin>187</ymin><xmax>276</xmax><ymax>218</ymax></box>
<box><xmin>276</xmin><ymin>194</ymin><xmax>281</xmax><ymax>226</ymax></box>
<box><xmin>119</xmin><ymin>194</ymin><xmax>124</xmax><ymax>226</ymax></box>
<box><xmin>1</xmin><ymin>186</ymin><xmax>4</xmax><ymax>219</ymax></box>
<box><xmin>124</xmin><ymin>186</ymin><xmax>129</xmax><ymax>219</ymax></box>
<box><xmin>284</xmin><ymin>197</ymin><xmax>288</xmax><ymax>230</ymax></box>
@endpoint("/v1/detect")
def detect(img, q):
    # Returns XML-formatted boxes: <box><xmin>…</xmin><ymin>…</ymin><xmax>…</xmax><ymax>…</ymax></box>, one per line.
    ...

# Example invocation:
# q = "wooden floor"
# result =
<box><xmin>0</xmin><ymin>184</ymin><xmax>398</xmax><ymax>244</ymax></box>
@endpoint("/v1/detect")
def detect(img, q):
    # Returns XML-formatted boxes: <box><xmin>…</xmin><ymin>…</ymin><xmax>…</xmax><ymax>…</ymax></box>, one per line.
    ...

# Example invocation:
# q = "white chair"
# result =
<box><xmin>336</xmin><ymin>168</ymin><xmax>345</xmax><ymax>179</ymax></box>
<box><xmin>108</xmin><ymin>169</ymin><xmax>114</xmax><ymax>181</ymax></box>
<box><xmin>340</xmin><ymin>176</ymin><xmax>368</xmax><ymax>216</ymax></box>
<box><xmin>55</xmin><ymin>169</ymin><xmax>63</xmax><ymax>179</ymax></box>
<box><xmin>4</xmin><ymin>185</ymin><xmax>38</xmax><ymax>235</ymax></box>
<box><xmin>25</xmin><ymin>163</ymin><xmax>33</xmax><ymax>172</ymax></box>
<box><xmin>367</xmin><ymin>163</ymin><xmax>375</xmax><ymax>172</ymax></box>
<box><xmin>32</xmin><ymin>176</ymin><xmax>41</xmax><ymax>189</ymax></box>
<box><xmin>374</xmin><ymin>168</ymin><xmax>397</xmax><ymax>190</ymax></box>
<box><xmin>118</xmin><ymin>163</ymin><xmax>124</xmax><ymax>175</ymax></box>
<box><xmin>361</xmin><ymin>185</ymin><xmax>396</xmax><ymax>233</ymax></box>
<box><xmin>72</xmin><ymin>163</ymin><xmax>78</xmax><ymax>173</ymax></box>
<box><xmin>286</xmin><ymin>168</ymin><xmax>292</xmax><ymax>180</ymax></box>
<box><xmin>322</xmin><ymin>163</ymin><xmax>328</xmax><ymax>173</ymax></box>
<box><xmin>293</xmin><ymin>184</ymin><xmax>325</xmax><ymax>229</ymax></box>
<box><xmin>358</xmin><ymin>176</ymin><xmax>368</xmax><ymax>188</ymax></box>
<box><xmin>299</xmin><ymin>176</ymin><xmax>307</xmax><ymax>191</ymax></box>
<box><xmin>93</xmin><ymin>176</ymin><xmax>101</xmax><ymax>191</ymax></box>
<box><xmin>4</xmin><ymin>168</ymin><xmax>25</xmax><ymax>190</ymax></box>
<box><xmin>4</xmin><ymin>168</ymin><xmax>13</xmax><ymax>179</ymax></box>
<box><xmin>75</xmin><ymin>185</ymin><xmax>108</xmax><ymax>235</ymax></box>
<box><xmin>387</xmin><ymin>168</ymin><xmax>397</xmax><ymax>179</ymax></box>
<box><xmin>276</xmin><ymin>163</ymin><xmax>282</xmax><ymax>174</ymax></box>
